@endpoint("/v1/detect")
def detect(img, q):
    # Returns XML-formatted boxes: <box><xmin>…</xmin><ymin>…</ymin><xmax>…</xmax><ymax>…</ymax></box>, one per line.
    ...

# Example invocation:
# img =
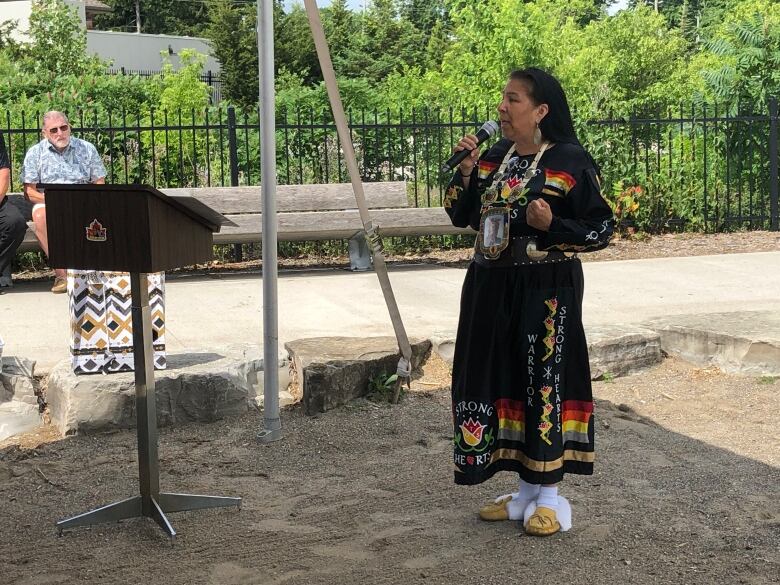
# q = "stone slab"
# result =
<box><xmin>1</xmin><ymin>356</ymin><xmax>37</xmax><ymax>405</ymax></box>
<box><xmin>645</xmin><ymin>311</ymin><xmax>780</xmax><ymax>375</ymax></box>
<box><xmin>46</xmin><ymin>345</ymin><xmax>289</xmax><ymax>435</ymax></box>
<box><xmin>0</xmin><ymin>357</ymin><xmax>40</xmax><ymax>442</ymax></box>
<box><xmin>586</xmin><ymin>325</ymin><xmax>663</xmax><ymax>379</ymax></box>
<box><xmin>429</xmin><ymin>333</ymin><xmax>456</xmax><ymax>366</ymax></box>
<box><xmin>285</xmin><ymin>336</ymin><xmax>432</xmax><ymax>415</ymax></box>
<box><xmin>0</xmin><ymin>400</ymin><xmax>41</xmax><ymax>443</ymax></box>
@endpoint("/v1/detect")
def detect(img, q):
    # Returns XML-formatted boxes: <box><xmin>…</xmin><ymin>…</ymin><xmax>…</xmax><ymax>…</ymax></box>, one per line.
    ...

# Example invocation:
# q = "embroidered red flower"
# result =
<box><xmin>460</xmin><ymin>418</ymin><xmax>487</xmax><ymax>447</ymax></box>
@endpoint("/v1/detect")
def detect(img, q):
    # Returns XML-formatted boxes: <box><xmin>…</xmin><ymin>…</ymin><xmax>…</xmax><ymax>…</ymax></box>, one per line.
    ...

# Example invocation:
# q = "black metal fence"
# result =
<box><xmin>107</xmin><ymin>68</ymin><xmax>223</xmax><ymax>104</ymax></box>
<box><xmin>587</xmin><ymin>101</ymin><xmax>779</xmax><ymax>232</ymax></box>
<box><xmin>2</xmin><ymin>100</ymin><xmax>778</xmax><ymax>232</ymax></box>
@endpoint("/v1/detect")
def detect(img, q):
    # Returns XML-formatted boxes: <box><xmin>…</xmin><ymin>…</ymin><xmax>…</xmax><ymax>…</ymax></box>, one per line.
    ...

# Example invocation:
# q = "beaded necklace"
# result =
<box><xmin>477</xmin><ymin>142</ymin><xmax>549</xmax><ymax>259</ymax></box>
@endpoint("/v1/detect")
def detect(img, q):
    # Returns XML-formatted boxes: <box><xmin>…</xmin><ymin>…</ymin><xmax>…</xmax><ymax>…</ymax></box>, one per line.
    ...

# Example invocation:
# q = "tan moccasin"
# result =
<box><xmin>524</xmin><ymin>506</ymin><xmax>561</xmax><ymax>536</ymax></box>
<box><xmin>478</xmin><ymin>495</ymin><xmax>513</xmax><ymax>521</ymax></box>
<box><xmin>51</xmin><ymin>277</ymin><xmax>67</xmax><ymax>294</ymax></box>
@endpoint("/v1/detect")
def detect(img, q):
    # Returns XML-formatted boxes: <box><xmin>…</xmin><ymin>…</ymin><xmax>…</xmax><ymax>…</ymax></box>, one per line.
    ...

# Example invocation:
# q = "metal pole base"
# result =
<box><xmin>257</xmin><ymin>427</ymin><xmax>283</xmax><ymax>443</ymax></box>
<box><xmin>347</xmin><ymin>232</ymin><xmax>372</xmax><ymax>271</ymax></box>
<box><xmin>56</xmin><ymin>492</ymin><xmax>241</xmax><ymax>540</ymax></box>
<box><xmin>56</xmin><ymin>496</ymin><xmax>142</xmax><ymax>534</ymax></box>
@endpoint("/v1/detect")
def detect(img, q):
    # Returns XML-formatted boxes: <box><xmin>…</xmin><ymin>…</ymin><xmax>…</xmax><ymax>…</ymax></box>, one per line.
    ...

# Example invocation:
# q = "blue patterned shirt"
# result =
<box><xmin>21</xmin><ymin>137</ymin><xmax>106</xmax><ymax>185</ymax></box>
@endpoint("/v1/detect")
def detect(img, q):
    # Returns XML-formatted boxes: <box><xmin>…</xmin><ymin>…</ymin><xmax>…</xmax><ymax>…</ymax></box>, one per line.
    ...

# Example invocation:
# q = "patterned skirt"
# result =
<box><xmin>451</xmin><ymin>258</ymin><xmax>594</xmax><ymax>486</ymax></box>
<box><xmin>68</xmin><ymin>270</ymin><xmax>166</xmax><ymax>374</ymax></box>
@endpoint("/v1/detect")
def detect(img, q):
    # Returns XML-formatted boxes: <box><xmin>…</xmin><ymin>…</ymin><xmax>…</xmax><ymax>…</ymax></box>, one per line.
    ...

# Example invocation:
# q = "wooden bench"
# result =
<box><xmin>9</xmin><ymin>181</ymin><xmax>473</xmax><ymax>270</ymax></box>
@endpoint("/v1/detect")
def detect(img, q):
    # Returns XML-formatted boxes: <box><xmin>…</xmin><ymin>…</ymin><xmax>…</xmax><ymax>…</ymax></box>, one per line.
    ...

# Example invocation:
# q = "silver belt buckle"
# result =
<box><xmin>525</xmin><ymin>238</ymin><xmax>549</xmax><ymax>261</ymax></box>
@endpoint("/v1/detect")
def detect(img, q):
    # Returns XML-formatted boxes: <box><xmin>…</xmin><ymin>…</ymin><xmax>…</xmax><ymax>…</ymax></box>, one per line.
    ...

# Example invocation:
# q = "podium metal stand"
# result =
<box><xmin>45</xmin><ymin>184</ymin><xmax>241</xmax><ymax>540</ymax></box>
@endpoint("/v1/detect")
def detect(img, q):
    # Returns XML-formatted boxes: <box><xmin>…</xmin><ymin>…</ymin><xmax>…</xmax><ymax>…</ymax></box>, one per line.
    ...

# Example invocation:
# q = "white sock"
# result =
<box><xmin>518</xmin><ymin>479</ymin><xmax>541</xmax><ymax>501</ymax></box>
<box><xmin>536</xmin><ymin>485</ymin><xmax>559</xmax><ymax>511</ymax></box>
<box><xmin>503</xmin><ymin>480</ymin><xmax>541</xmax><ymax>520</ymax></box>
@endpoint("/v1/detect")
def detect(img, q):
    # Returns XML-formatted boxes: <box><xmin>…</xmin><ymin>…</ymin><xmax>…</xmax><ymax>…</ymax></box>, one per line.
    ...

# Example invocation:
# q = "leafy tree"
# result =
<box><xmin>697</xmin><ymin>0</ymin><xmax>780</xmax><ymax>109</ymax></box>
<box><xmin>276</xmin><ymin>5</ymin><xmax>321</xmax><ymax>84</ymax></box>
<box><xmin>324</xmin><ymin>0</ymin><xmax>361</xmax><ymax>75</ymax></box>
<box><xmin>206</xmin><ymin>0</ymin><xmax>259</xmax><ymax>107</ymax></box>
<box><xmin>334</xmin><ymin>0</ymin><xmax>427</xmax><ymax>82</ymax></box>
<box><xmin>158</xmin><ymin>49</ymin><xmax>210</xmax><ymax>112</ymax></box>
<box><xmin>676</xmin><ymin>0</ymin><xmax>698</xmax><ymax>45</ymax></box>
<box><xmin>206</xmin><ymin>0</ymin><xmax>321</xmax><ymax>106</ymax></box>
<box><xmin>559</xmin><ymin>5</ymin><xmax>692</xmax><ymax>117</ymax></box>
<box><xmin>436</xmin><ymin>0</ymin><xmax>584</xmax><ymax>106</ymax></box>
<box><xmin>425</xmin><ymin>18</ymin><xmax>449</xmax><ymax>70</ymax></box>
<box><xmin>25</xmin><ymin>0</ymin><xmax>105</xmax><ymax>77</ymax></box>
<box><xmin>204</xmin><ymin>0</ymin><xmax>442</xmax><ymax>102</ymax></box>
<box><xmin>93</xmin><ymin>0</ymin><xmax>209</xmax><ymax>36</ymax></box>
<box><xmin>398</xmin><ymin>0</ymin><xmax>448</xmax><ymax>33</ymax></box>
<box><xmin>0</xmin><ymin>19</ymin><xmax>23</xmax><ymax>59</ymax></box>
<box><xmin>564</xmin><ymin>0</ymin><xmax>612</xmax><ymax>25</ymax></box>
<box><xmin>629</xmin><ymin>0</ymin><xmax>731</xmax><ymax>33</ymax></box>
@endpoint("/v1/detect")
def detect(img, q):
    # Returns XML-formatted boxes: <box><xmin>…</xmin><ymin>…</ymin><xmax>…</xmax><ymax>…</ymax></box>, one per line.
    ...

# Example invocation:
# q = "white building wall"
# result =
<box><xmin>1</xmin><ymin>1</ymin><xmax>85</xmax><ymax>39</ymax></box>
<box><xmin>87</xmin><ymin>31</ymin><xmax>220</xmax><ymax>73</ymax></box>
<box><xmin>1</xmin><ymin>1</ymin><xmax>35</xmax><ymax>38</ymax></box>
<box><xmin>1</xmin><ymin>3</ymin><xmax>220</xmax><ymax>74</ymax></box>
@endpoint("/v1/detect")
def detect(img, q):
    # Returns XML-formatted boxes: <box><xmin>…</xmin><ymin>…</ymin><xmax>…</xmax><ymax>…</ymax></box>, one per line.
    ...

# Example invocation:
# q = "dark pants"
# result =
<box><xmin>0</xmin><ymin>196</ymin><xmax>28</xmax><ymax>287</ymax></box>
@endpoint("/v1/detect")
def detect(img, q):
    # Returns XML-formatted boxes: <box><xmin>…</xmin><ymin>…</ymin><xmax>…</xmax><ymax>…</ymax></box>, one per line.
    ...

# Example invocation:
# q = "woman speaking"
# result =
<box><xmin>444</xmin><ymin>68</ymin><xmax>614</xmax><ymax>536</ymax></box>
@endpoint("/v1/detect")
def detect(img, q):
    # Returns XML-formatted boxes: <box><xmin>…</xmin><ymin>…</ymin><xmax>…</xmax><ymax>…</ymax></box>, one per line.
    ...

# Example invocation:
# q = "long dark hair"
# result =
<box><xmin>509</xmin><ymin>67</ymin><xmax>578</xmax><ymax>145</ymax></box>
<box><xmin>510</xmin><ymin>67</ymin><xmax>600</xmax><ymax>172</ymax></box>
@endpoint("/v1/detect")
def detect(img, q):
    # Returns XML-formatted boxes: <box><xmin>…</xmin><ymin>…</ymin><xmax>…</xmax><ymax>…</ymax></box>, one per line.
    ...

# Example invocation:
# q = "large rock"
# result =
<box><xmin>0</xmin><ymin>400</ymin><xmax>41</xmax><ymax>442</ymax></box>
<box><xmin>429</xmin><ymin>333</ymin><xmax>456</xmax><ymax>366</ymax></box>
<box><xmin>0</xmin><ymin>356</ymin><xmax>41</xmax><ymax>442</ymax></box>
<box><xmin>46</xmin><ymin>345</ymin><xmax>289</xmax><ymax>435</ymax></box>
<box><xmin>0</xmin><ymin>356</ymin><xmax>37</xmax><ymax>406</ymax></box>
<box><xmin>646</xmin><ymin>311</ymin><xmax>780</xmax><ymax>375</ymax></box>
<box><xmin>587</xmin><ymin>325</ymin><xmax>663</xmax><ymax>379</ymax></box>
<box><xmin>221</xmin><ymin>344</ymin><xmax>294</xmax><ymax>410</ymax></box>
<box><xmin>286</xmin><ymin>336</ymin><xmax>432</xmax><ymax>415</ymax></box>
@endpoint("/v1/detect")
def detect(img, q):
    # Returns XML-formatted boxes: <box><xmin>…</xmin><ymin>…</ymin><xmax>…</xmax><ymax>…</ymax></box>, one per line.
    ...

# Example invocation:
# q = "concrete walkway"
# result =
<box><xmin>1</xmin><ymin>251</ymin><xmax>778</xmax><ymax>373</ymax></box>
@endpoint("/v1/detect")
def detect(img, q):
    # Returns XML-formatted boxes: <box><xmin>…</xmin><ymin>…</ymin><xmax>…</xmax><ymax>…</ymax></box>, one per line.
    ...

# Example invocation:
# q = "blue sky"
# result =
<box><xmin>284</xmin><ymin>1</ymin><xmax>629</xmax><ymax>14</ymax></box>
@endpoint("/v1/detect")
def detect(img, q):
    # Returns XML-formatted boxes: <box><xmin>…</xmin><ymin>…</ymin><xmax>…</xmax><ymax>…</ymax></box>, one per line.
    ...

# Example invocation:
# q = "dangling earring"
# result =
<box><xmin>533</xmin><ymin>122</ymin><xmax>542</xmax><ymax>146</ymax></box>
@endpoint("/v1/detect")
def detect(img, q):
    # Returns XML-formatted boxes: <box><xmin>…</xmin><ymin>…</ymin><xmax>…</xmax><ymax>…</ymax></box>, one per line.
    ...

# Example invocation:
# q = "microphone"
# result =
<box><xmin>440</xmin><ymin>120</ymin><xmax>500</xmax><ymax>174</ymax></box>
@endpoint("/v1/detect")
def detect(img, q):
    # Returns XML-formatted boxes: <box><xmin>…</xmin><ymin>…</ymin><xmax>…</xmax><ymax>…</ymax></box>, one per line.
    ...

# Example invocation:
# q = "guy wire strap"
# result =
<box><xmin>302</xmin><ymin>0</ymin><xmax>413</xmax><ymax>399</ymax></box>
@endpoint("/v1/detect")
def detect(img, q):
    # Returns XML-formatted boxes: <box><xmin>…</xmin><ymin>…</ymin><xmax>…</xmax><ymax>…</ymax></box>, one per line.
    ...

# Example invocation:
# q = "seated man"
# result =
<box><xmin>21</xmin><ymin>111</ymin><xmax>106</xmax><ymax>293</ymax></box>
<box><xmin>0</xmin><ymin>131</ymin><xmax>27</xmax><ymax>294</ymax></box>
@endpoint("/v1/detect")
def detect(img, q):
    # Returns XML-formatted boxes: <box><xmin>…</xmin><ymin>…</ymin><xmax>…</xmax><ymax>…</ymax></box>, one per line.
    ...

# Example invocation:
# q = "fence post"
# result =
<box><xmin>770</xmin><ymin>98</ymin><xmax>779</xmax><ymax>231</ymax></box>
<box><xmin>227</xmin><ymin>106</ymin><xmax>243</xmax><ymax>260</ymax></box>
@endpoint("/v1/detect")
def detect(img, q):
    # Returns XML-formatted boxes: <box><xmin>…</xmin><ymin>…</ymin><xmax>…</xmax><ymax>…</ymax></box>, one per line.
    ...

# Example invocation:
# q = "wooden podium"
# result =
<box><xmin>45</xmin><ymin>184</ymin><xmax>241</xmax><ymax>540</ymax></box>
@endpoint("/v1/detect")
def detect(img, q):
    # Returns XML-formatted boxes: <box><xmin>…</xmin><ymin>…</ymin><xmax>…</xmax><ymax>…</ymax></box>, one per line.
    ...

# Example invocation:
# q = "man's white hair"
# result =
<box><xmin>42</xmin><ymin>111</ymin><xmax>69</xmax><ymax>127</ymax></box>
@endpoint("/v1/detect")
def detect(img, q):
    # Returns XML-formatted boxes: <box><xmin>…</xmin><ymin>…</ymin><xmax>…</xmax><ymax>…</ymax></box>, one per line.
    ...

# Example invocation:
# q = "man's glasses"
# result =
<box><xmin>46</xmin><ymin>124</ymin><xmax>70</xmax><ymax>135</ymax></box>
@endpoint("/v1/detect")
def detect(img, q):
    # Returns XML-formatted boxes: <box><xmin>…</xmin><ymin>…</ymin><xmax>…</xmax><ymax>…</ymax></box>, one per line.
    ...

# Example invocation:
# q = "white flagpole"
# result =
<box><xmin>257</xmin><ymin>0</ymin><xmax>282</xmax><ymax>443</ymax></box>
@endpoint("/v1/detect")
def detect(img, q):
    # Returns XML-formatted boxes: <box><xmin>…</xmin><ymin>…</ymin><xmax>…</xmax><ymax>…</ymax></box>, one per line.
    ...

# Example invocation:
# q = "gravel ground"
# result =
<box><xmin>0</xmin><ymin>358</ymin><xmax>778</xmax><ymax>585</ymax></box>
<box><xmin>2</xmin><ymin>232</ymin><xmax>779</xmax><ymax>584</ymax></box>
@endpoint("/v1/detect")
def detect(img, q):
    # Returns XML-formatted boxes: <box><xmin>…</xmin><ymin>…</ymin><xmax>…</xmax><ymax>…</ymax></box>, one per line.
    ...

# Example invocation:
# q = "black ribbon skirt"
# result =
<box><xmin>451</xmin><ymin>257</ymin><xmax>595</xmax><ymax>486</ymax></box>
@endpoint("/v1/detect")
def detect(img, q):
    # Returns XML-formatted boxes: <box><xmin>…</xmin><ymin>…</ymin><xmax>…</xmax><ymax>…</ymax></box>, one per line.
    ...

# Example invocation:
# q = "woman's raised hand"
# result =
<box><xmin>454</xmin><ymin>134</ymin><xmax>481</xmax><ymax>176</ymax></box>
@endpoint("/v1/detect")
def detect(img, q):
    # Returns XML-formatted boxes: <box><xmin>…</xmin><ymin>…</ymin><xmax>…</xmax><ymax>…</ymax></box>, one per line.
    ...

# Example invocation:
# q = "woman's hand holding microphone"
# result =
<box><xmin>453</xmin><ymin>134</ymin><xmax>481</xmax><ymax>181</ymax></box>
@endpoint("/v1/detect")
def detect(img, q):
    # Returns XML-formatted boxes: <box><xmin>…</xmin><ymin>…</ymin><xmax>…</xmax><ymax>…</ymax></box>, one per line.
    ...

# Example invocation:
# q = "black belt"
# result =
<box><xmin>473</xmin><ymin>236</ymin><xmax>575</xmax><ymax>268</ymax></box>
